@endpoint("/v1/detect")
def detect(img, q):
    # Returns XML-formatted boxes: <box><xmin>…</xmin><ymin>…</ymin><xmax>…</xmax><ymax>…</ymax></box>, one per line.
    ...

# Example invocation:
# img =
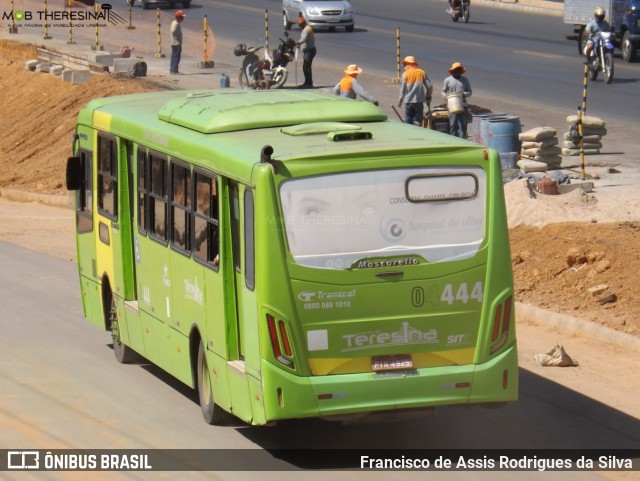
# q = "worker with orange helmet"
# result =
<box><xmin>397</xmin><ymin>56</ymin><xmax>433</xmax><ymax>126</ymax></box>
<box><xmin>332</xmin><ymin>64</ymin><xmax>379</xmax><ymax>105</ymax></box>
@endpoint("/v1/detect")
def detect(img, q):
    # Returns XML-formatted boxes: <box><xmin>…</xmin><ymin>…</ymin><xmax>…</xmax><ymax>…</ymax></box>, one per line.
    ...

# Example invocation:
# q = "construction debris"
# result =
<box><xmin>534</xmin><ymin>344</ymin><xmax>579</xmax><ymax>367</ymax></box>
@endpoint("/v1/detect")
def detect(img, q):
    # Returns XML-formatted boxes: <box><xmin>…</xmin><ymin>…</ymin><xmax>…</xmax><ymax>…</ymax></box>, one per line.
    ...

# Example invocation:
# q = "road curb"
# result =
<box><xmin>516</xmin><ymin>302</ymin><xmax>640</xmax><ymax>351</ymax></box>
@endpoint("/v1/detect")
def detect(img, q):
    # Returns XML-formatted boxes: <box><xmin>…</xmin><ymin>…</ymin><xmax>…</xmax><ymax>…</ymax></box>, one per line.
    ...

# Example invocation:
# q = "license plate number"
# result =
<box><xmin>327</xmin><ymin>18</ymin><xmax>340</xmax><ymax>23</ymax></box>
<box><xmin>372</xmin><ymin>354</ymin><xmax>413</xmax><ymax>371</ymax></box>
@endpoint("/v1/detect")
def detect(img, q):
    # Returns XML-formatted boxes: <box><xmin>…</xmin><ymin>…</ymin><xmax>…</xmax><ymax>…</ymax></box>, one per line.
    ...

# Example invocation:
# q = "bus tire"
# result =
<box><xmin>109</xmin><ymin>298</ymin><xmax>138</xmax><ymax>364</ymax></box>
<box><xmin>197</xmin><ymin>341</ymin><xmax>228</xmax><ymax>425</ymax></box>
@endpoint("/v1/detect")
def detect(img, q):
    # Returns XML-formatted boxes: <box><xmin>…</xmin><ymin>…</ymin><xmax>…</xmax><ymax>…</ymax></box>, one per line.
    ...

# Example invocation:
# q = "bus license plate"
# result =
<box><xmin>372</xmin><ymin>354</ymin><xmax>413</xmax><ymax>371</ymax></box>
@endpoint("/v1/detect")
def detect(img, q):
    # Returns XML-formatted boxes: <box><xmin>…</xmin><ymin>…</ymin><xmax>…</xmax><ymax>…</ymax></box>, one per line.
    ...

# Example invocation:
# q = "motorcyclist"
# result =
<box><xmin>583</xmin><ymin>6</ymin><xmax>612</xmax><ymax>57</ymax></box>
<box><xmin>448</xmin><ymin>0</ymin><xmax>467</xmax><ymax>15</ymax></box>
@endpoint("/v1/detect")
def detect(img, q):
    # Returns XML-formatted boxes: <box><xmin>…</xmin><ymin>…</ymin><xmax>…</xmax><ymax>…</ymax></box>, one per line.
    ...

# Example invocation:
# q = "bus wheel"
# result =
<box><xmin>197</xmin><ymin>341</ymin><xmax>229</xmax><ymax>425</ymax></box>
<box><xmin>109</xmin><ymin>298</ymin><xmax>137</xmax><ymax>364</ymax></box>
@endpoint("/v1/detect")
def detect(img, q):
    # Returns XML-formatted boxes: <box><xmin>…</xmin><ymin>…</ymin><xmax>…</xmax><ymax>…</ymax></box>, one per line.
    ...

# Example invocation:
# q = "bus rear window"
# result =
<box><xmin>279</xmin><ymin>167</ymin><xmax>486</xmax><ymax>269</ymax></box>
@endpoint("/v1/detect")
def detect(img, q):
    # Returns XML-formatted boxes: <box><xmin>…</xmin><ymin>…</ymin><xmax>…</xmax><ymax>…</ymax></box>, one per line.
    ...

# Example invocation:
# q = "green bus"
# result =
<box><xmin>66</xmin><ymin>89</ymin><xmax>517</xmax><ymax>425</ymax></box>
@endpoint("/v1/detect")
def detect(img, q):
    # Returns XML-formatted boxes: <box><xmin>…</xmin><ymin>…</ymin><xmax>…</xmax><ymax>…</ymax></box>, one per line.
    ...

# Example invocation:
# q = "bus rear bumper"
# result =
<box><xmin>261</xmin><ymin>343</ymin><xmax>518</xmax><ymax>423</ymax></box>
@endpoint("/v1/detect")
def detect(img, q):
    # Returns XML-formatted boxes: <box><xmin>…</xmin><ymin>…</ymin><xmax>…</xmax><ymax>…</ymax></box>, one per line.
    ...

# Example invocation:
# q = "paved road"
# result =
<box><xmin>1</xmin><ymin>240</ymin><xmax>639</xmax><ymax>479</ymax></box>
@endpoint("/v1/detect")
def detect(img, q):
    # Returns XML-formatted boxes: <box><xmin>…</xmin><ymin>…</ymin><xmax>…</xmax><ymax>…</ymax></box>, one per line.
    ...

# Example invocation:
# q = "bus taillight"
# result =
<box><xmin>266</xmin><ymin>314</ymin><xmax>294</xmax><ymax>369</ymax></box>
<box><xmin>491</xmin><ymin>304</ymin><xmax>502</xmax><ymax>342</ymax></box>
<box><xmin>279</xmin><ymin>321</ymin><xmax>292</xmax><ymax>356</ymax></box>
<box><xmin>502</xmin><ymin>296</ymin><xmax>512</xmax><ymax>335</ymax></box>
<box><xmin>490</xmin><ymin>296</ymin><xmax>512</xmax><ymax>354</ymax></box>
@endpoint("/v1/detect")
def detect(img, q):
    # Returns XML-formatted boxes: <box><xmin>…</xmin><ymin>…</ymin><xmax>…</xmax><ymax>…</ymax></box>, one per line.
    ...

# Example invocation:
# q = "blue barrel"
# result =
<box><xmin>478</xmin><ymin>113</ymin><xmax>506</xmax><ymax>146</ymax></box>
<box><xmin>220</xmin><ymin>73</ymin><xmax>230</xmax><ymax>88</ymax></box>
<box><xmin>487</xmin><ymin>115</ymin><xmax>522</xmax><ymax>154</ymax></box>
<box><xmin>471</xmin><ymin>113</ymin><xmax>493</xmax><ymax>144</ymax></box>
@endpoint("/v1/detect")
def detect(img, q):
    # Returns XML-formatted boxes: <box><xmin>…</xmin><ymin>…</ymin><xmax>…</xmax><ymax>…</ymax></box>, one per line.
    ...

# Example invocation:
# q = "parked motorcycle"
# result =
<box><xmin>587</xmin><ymin>31</ymin><xmax>615</xmax><ymax>84</ymax></box>
<box><xmin>450</xmin><ymin>0</ymin><xmax>470</xmax><ymax>23</ymax></box>
<box><xmin>234</xmin><ymin>33</ymin><xmax>297</xmax><ymax>90</ymax></box>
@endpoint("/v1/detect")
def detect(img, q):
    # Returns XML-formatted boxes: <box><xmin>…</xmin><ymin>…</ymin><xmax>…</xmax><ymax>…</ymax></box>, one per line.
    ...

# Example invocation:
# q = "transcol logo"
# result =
<box><xmin>298</xmin><ymin>290</ymin><xmax>357</xmax><ymax>302</ymax></box>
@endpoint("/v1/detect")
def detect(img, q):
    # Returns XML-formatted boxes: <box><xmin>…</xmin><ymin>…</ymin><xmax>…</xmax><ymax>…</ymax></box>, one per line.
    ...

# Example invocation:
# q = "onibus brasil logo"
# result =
<box><xmin>2</xmin><ymin>3</ymin><xmax>126</xmax><ymax>26</ymax></box>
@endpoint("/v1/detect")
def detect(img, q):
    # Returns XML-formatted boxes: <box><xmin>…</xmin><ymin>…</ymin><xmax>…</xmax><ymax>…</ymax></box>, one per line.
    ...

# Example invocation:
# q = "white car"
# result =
<box><xmin>283</xmin><ymin>0</ymin><xmax>355</xmax><ymax>32</ymax></box>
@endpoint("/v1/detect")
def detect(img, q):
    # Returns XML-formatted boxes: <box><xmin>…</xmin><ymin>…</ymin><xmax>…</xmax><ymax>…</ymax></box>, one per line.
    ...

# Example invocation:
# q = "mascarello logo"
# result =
<box><xmin>2</xmin><ymin>3</ymin><xmax>126</xmax><ymax>26</ymax></box>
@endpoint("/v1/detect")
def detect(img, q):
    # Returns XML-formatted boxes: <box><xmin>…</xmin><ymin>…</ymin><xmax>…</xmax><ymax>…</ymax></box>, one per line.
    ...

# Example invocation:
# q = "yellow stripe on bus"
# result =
<box><xmin>93</xmin><ymin>111</ymin><xmax>112</xmax><ymax>131</ymax></box>
<box><xmin>308</xmin><ymin>349</ymin><xmax>476</xmax><ymax>375</ymax></box>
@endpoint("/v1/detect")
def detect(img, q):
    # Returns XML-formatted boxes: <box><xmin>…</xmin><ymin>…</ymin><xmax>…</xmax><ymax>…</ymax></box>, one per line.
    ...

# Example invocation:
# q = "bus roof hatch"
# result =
<box><xmin>157</xmin><ymin>90</ymin><xmax>387</xmax><ymax>134</ymax></box>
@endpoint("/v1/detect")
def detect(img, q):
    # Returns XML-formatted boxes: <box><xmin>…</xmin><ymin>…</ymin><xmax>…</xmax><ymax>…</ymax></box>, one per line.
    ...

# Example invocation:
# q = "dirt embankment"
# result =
<box><xmin>1</xmin><ymin>39</ymin><xmax>639</xmax><ymax>339</ymax></box>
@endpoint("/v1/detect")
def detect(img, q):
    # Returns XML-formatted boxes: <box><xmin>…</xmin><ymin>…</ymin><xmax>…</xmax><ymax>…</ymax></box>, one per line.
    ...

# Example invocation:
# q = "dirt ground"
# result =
<box><xmin>1</xmin><ymin>39</ymin><xmax>639</xmax><ymax>342</ymax></box>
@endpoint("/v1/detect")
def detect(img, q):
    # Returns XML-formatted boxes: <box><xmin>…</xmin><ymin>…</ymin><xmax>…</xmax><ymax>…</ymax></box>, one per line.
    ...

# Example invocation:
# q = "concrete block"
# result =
<box><xmin>49</xmin><ymin>65</ymin><xmax>64</xmax><ymax>76</ymax></box>
<box><xmin>25</xmin><ymin>59</ymin><xmax>39</xmax><ymax>71</ymax></box>
<box><xmin>35</xmin><ymin>63</ymin><xmax>51</xmax><ymax>73</ymax></box>
<box><xmin>112</xmin><ymin>58</ymin><xmax>140</xmax><ymax>73</ymax></box>
<box><xmin>88</xmin><ymin>52</ymin><xmax>118</xmax><ymax>67</ymax></box>
<box><xmin>71</xmin><ymin>70</ymin><xmax>91</xmax><ymax>84</ymax></box>
<box><xmin>557</xmin><ymin>182</ymin><xmax>594</xmax><ymax>195</ymax></box>
<box><xmin>62</xmin><ymin>69</ymin><xmax>74</xmax><ymax>82</ymax></box>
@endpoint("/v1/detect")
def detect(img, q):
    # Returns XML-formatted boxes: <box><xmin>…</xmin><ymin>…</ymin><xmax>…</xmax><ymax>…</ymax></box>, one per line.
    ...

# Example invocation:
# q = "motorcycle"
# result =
<box><xmin>234</xmin><ymin>32</ymin><xmax>297</xmax><ymax>90</ymax></box>
<box><xmin>450</xmin><ymin>0</ymin><xmax>470</xmax><ymax>23</ymax></box>
<box><xmin>587</xmin><ymin>31</ymin><xmax>615</xmax><ymax>84</ymax></box>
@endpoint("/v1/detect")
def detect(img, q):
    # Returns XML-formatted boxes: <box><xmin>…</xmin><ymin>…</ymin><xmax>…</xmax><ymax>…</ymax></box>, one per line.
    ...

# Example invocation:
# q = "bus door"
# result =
<box><xmin>225</xmin><ymin>181</ymin><xmax>252</xmax><ymax>420</ymax></box>
<box><xmin>73</xmin><ymin>126</ymin><xmax>102</xmax><ymax>326</ymax></box>
<box><xmin>95</xmin><ymin>134</ymin><xmax>136</xmax><ymax>340</ymax></box>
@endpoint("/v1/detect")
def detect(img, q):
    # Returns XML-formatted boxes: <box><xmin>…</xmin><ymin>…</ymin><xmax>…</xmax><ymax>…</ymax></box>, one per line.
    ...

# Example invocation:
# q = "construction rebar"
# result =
<box><xmin>91</xmin><ymin>2</ymin><xmax>103</xmax><ymax>50</ymax></box>
<box><xmin>127</xmin><ymin>1</ymin><xmax>136</xmax><ymax>30</ymax></box>
<box><xmin>392</xmin><ymin>27</ymin><xmax>401</xmax><ymax>84</ymax></box>
<box><xmin>578</xmin><ymin>61</ymin><xmax>589</xmax><ymax>180</ymax></box>
<box><xmin>264</xmin><ymin>9</ymin><xmax>269</xmax><ymax>53</ymax></box>
<box><xmin>154</xmin><ymin>9</ymin><xmax>165</xmax><ymax>58</ymax></box>
<box><xmin>9</xmin><ymin>0</ymin><xmax>18</xmax><ymax>33</ymax></box>
<box><xmin>67</xmin><ymin>1</ymin><xmax>76</xmax><ymax>44</ymax></box>
<box><xmin>199</xmin><ymin>15</ymin><xmax>214</xmax><ymax>68</ymax></box>
<box><xmin>43</xmin><ymin>0</ymin><xmax>52</xmax><ymax>39</ymax></box>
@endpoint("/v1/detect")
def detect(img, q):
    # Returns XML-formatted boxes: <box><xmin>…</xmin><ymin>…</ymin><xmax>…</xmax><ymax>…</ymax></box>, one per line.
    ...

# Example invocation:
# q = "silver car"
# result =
<box><xmin>283</xmin><ymin>0</ymin><xmax>355</xmax><ymax>32</ymax></box>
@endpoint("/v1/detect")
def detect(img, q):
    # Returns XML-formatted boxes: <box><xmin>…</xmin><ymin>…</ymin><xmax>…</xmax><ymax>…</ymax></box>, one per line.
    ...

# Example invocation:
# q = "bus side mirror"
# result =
<box><xmin>66</xmin><ymin>156</ymin><xmax>81</xmax><ymax>191</ymax></box>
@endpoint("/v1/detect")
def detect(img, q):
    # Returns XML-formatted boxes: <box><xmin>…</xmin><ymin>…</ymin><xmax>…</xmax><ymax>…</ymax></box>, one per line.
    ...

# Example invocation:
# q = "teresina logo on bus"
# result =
<box><xmin>342</xmin><ymin>322</ymin><xmax>439</xmax><ymax>352</ymax></box>
<box><xmin>355</xmin><ymin>257</ymin><xmax>420</xmax><ymax>269</ymax></box>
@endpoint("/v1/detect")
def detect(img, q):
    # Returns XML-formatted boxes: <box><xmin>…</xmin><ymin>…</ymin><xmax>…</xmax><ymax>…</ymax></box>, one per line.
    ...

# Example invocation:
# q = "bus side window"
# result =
<box><xmin>97</xmin><ymin>134</ymin><xmax>117</xmax><ymax>220</ymax></box>
<box><xmin>149</xmin><ymin>153</ymin><xmax>168</xmax><ymax>243</ymax></box>
<box><xmin>171</xmin><ymin>162</ymin><xmax>192</xmax><ymax>253</ymax></box>
<box><xmin>244</xmin><ymin>189</ymin><xmax>255</xmax><ymax>290</ymax></box>
<box><xmin>137</xmin><ymin>148</ymin><xmax>148</xmax><ymax>234</ymax></box>
<box><xmin>194</xmin><ymin>172</ymin><xmax>219</xmax><ymax>268</ymax></box>
<box><xmin>76</xmin><ymin>150</ymin><xmax>93</xmax><ymax>234</ymax></box>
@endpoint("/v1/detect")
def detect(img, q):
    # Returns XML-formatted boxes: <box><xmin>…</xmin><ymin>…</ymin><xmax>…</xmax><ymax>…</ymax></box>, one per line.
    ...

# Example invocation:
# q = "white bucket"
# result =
<box><xmin>446</xmin><ymin>93</ymin><xmax>464</xmax><ymax>114</ymax></box>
